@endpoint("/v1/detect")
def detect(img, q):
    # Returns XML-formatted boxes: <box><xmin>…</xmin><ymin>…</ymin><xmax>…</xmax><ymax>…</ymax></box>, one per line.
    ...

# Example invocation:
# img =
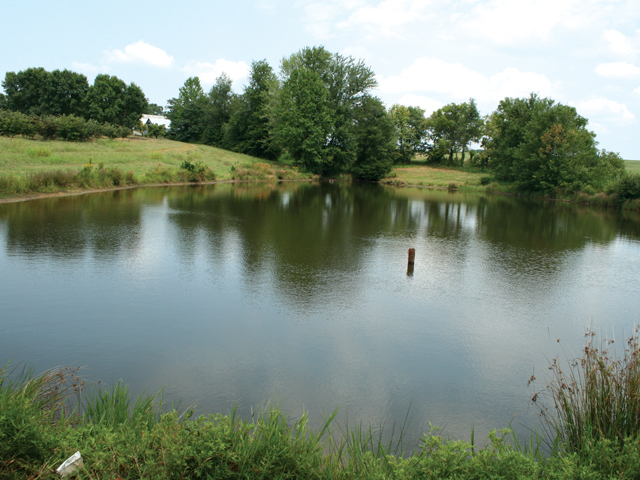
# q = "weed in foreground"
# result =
<box><xmin>531</xmin><ymin>327</ymin><xmax>640</xmax><ymax>453</ymax></box>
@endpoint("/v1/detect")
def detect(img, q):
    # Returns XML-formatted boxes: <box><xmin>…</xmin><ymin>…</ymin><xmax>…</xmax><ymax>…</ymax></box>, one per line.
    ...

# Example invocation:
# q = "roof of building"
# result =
<box><xmin>140</xmin><ymin>114</ymin><xmax>171</xmax><ymax>128</ymax></box>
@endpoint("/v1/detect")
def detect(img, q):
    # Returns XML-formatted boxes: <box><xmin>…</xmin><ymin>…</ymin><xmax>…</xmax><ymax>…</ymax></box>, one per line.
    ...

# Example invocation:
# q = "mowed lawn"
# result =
<box><xmin>0</xmin><ymin>136</ymin><xmax>265</xmax><ymax>181</ymax></box>
<box><xmin>387</xmin><ymin>164</ymin><xmax>486</xmax><ymax>187</ymax></box>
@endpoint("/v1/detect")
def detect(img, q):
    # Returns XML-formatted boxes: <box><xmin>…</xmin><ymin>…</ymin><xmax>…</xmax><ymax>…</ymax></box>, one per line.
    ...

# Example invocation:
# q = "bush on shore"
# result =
<box><xmin>0</xmin><ymin>110</ymin><xmax>131</xmax><ymax>141</ymax></box>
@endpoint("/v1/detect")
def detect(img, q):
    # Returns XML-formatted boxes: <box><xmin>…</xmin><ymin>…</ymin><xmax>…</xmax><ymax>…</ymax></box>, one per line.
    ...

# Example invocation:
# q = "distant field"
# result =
<box><xmin>0</xmin><ymin>136</ymin><xmax>268</xmax><ymax>181</ymax></box>
<box><xmin>386</xmin><ymin>164</ymin><xmax>485</xmax><ymax>187</ymax></box>
<box><xmin>625</xmin><ymin>160</ymin><xmax>640</xmax><ymax>174</ymax></box>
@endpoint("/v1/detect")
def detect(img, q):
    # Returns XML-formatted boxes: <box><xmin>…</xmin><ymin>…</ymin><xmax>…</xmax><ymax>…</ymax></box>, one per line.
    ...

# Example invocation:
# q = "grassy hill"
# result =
<box><xmin>0</xmin><ymin>136</ymin><xmax>311</xmax><ymax>199</ymax></box>
<box><xmin>0</xmin><ymin>136</ymin><xmax>268</xmax><ymax>181</ymax></box>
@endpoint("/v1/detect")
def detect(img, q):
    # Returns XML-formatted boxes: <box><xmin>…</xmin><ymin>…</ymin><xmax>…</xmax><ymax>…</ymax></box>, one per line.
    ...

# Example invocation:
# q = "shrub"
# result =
<box><xmin>480</xmin><ymin>176</ymin><xmax>492</xmax><ymax>186</ymax></box>
<box><xmin>37</xmin><ymin>115</ymin><xmax>59</xmax><ymax>140</ymax></box>
<box><xmin>100</xmin><ymin>122</ymin><xmax>119</xmax><ymax>139</ymax></box>
<box><xmin>0</xmin><ymin>110</ymin><xmax>37</xmax><ymax>137</ymax></box>
<box><xmin>56</xmin><ymin>115</ymin><xmax>89</xmax><ymax>141</ymax></box>
<box><xmin>180</xmin><ymin>159</ymin><xmax>215</xmax><ymax>182</ymax></box>
<box><xmin>608</xmin><ymin>173</ymin><xmax>640</xmax><ymax>202</ymax></box>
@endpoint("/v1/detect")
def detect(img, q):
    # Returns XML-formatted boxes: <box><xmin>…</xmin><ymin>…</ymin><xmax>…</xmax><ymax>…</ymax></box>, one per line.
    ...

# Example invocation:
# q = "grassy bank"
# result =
<box><xmin>0</xmin><ymin>136</ymin><xmax>309</xmax><ymax>199</ymax></box>
<box><xmin>384</xmin><ymin>160</ymin><xmax>640</xmax><ymax>211</ymax></box>
<box><xmin>384</xmin><ymin>164</ymin><xmax>486</xmax><ymax>189</ymax></box>
<box><xmin>4</xmin><ymin>330</ymin><xmax>640</xmax><ymax>479</ymax></box>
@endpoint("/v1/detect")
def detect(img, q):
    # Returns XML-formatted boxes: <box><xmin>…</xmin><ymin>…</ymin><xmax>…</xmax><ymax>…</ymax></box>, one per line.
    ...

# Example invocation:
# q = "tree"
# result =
<box><xmin>166</xmin><ymin>77</ymin><xmax>206</xmax><ymax>143</ymax></box>
<box><xmin>351</xmin><ymin>97</ymin><xmax>396</xmax><ymax>181</ymax></box>
<box><xmin>388</xmin><ymin>104</ymin><xmax>428</xmax><ymax>164</ymax></box>
<box><xmin>426</xmin><ymin>99</ymin><xmax>483</xmax><ymax>166</ymax></box>
<box><xmin>272</xmin><ymin>67</ymin><xmax>333</xmax><ymax>174</ymax></box>
<box><xmin>2</xmin><ymin>68</ymin><xmax>89</xmax><ymax>117</ymax></box>
<box><xmin>146</xmin><ymin>123</ymin><xmax>166</xmax><ymax>139</ymax></box>
<box><xmin>83</xmin><ymin>74</ymin><xmax>147</xmax><ymax>128</ymax></box>
<box><xmin>456</xmin><ymin>99</ymin><xmax>483</xmax><ymax>166</ymax></box>
<box><xmin>145</xmin><ymin>103</ymin><xmax>164</xmax><ymax>115</ymax></box>
<box><xmin>43</xmin><ymin>69</ymin><xmax>90</xmax><ymax>117</ymax></box>
<box><xmin>485</xmin><ymin>93</ymin><xmax>624</xmax><ymax>192</ymax></box>
<box><xmin>2</xmin><ymin>68</ymin><xmax>50</xmax><ymax>114</ymax></box>
<box><xmin>201</xmin><ymin>73</ymin><xmax>234</xmax><ymax>147</ymax></box>
<box><xmin>224</xmin><ymin>60</ymin><xmax>279</xmax><ymax>159</ymax></box>
<box><xmin>272</xmin><ymin>46</ymin><xmax>378</xmax><ymax>176</ymax></box>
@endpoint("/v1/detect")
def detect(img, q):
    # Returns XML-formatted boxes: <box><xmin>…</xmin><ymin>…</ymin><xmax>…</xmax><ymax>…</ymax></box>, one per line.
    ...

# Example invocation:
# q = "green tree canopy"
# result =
<box><xmin>224</xmin><ymin>60</ymin><xmax>279</xmax><ymax>159</ymax></box>
<box><xmin>83</xmin><ymin>74</ymin><xmax>147</xmax><ymax>128</ymax></box>
<box><xmin>273</xmin><ymin>46</ymin><xmax>378</xmax><ymax>176</ymax></box>
<box><xmin>426</xmin><ymin>99</ymin><xmax>483</xmax><ymax>166</ymax></box>
<box><xmin>351</xmin><ymin>97</ymin><xmax>396</xmax><ymax>181</ymax></box>
<box><xmin>485</xmin><ymin>93</ymin><xmax>624</xmax><ymax>191</ymax></box>
<box><xmin>272</xmin><ymin>67</ymin><xmax>333</xmax><ymax>174</ymax></box>
<box><xmin>166</xmin><ymin>76</ymin><xmax>206</xmax><ymax>143</ymax></box>
<box><xmin>2</xmin><ymin>68</ymin><xmax>89</xmax><ymax>117</ymax></box>
<box><xmin>201</xmin><ymin>73</ymin><xmax>234</xmax><ymax>146</ymax></box>
<box><xmin>388</xmin><ymin>104</ymin><xmax>428</xmax><ymax>164</ymax></box>
<box><xmin>144</xmin><ymin>102</ymin><xmax>164</xmax><ymax>115</ymax></box>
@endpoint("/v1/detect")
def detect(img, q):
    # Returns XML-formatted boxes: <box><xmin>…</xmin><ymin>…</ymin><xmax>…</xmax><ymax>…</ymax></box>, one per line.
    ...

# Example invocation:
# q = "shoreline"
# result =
<box><xmin>0</xmin><ymin>178</ymin><xmax>315</xmax><ymax>204</ymax></box>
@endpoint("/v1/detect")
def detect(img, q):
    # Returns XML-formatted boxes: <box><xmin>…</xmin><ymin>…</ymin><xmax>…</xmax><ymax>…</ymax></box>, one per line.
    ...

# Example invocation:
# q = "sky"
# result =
<box><xmin>2</xmin><ymin>0</ymin><xmax>640</xmax><ymax>158</ymax></box>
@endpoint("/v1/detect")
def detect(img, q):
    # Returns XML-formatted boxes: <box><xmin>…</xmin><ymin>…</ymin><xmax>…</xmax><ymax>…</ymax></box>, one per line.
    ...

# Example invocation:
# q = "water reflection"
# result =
<box><xmin>1</xmin><ymin>184</ymin><xmax>640</xmax><ymax>448</ymax></box>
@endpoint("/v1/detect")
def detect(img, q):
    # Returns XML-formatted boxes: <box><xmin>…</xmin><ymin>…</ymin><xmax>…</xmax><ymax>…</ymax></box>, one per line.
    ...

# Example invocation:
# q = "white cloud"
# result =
<box><xmin>576</xmin><ymin>97</ymin><xmax>635</xmax><ymax>124</ymax></box>
<box><xmin>634</xmin><ymin>86</ymin><xmax>640</xmax><ymax>95</ymax></box>
<box><xmin>378</xmin><ymin>57</ymin><xmax>555</xmax><ymax>103</ymax></box>
<box><xmin>337</xmin><ymin>0</ymin><xmax>433</xmax><ymax>35</ymax></box>
<box><xmin>302</xmin><ymin>0</ymin><xmax>433</xmax><ymax>37</ymax></box>
<box><xmin>105</xmin><ymin>41</ymin><xmax>174</xmax><ymax>68</ymax></box>
<box><xmin>184</xmin><ymin>59</ymin><xmax>250</xmax><ymax>85</ymax></box>
<box><xmin>461</xmin><ymin>0</ymin><xmax>586</xmax><ymax>45</ymax></box>
<box><xmin>594</xmin><ymin>61</ymin><xmax>640</xmax><ymax>79</ymax></box>
<box><xmin>603</xmin><ymin>30</ymin><xmax>636</xmax><ymax>58</ymax></box>
<box><xmin>396</xmin><ymin>94</ymin><xmax>444</xmax><ymax>115</ymax></box>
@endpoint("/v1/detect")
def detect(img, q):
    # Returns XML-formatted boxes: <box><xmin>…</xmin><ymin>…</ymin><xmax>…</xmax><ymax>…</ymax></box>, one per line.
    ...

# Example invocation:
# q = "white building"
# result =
<box><xmin>140</xmin><ymin>114</ymin><xmax>171</xmax><ymax>128</ymax></box>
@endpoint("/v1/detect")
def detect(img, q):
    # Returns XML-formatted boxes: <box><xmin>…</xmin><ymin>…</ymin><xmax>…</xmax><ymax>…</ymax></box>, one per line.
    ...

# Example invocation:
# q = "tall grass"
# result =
<box><xmin>0</xmin><ymin>363</ymin><xmax>83</xmax><ymax>475</ymax></box>
<box><xmin>5</xmin><ymin>359</ymin><xmax>640</xmax><ymax>478</ymax></box>
<box><xmin>0</xmin><ymin>166</ymin><xmax>139</xmax><ymax>197</ymax></box>
<box><xmin>533</xmin><ymin>328</ymin><xmax>640</xmax><ymax>452</ymax></box>
<box><xmin>82</xmin><ymin>380</ymin><xmax>164</xmax><ymax>430</ymax></box>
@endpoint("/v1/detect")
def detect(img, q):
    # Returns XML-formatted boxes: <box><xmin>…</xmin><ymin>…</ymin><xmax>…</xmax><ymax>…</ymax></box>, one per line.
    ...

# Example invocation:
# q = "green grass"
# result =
<box><xmin>5</xmin><ymin>336</ymin><xmax>640</xmax><ymax>479</ymax></box>
<box><xmin>385</xmin><ymin>163</ymin><xmax>487</xmax><ymax>188</ymax></box>
<box><xmin>624</xmin><ymin>160</ymin><xmax>640</xmax><ymax>175</ymax></box>
<box><xmin>0</xmin><ymin>136</ymin><xmax>310</xmax><ymax>199</ymax></box>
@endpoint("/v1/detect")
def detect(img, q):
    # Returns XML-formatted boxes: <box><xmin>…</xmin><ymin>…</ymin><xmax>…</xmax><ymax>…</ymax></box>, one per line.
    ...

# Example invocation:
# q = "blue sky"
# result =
<box><xmin>2</xmin><ymin>0</ymin><xmax>640</xmax><ymax>158</ymax></box>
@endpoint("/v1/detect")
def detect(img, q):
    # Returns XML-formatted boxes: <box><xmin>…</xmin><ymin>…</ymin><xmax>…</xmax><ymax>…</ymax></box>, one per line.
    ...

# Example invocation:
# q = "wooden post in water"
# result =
<box><xmin>407</xmin><ymin>248</ymin><xmax>415</xmax><ymax>276</ymax></box>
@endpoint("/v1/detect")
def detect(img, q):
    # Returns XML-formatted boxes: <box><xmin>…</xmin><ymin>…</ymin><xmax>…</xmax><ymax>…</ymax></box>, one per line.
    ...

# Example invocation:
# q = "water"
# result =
<box><xmin>1</xmin><ymin>182</ymin><xmax>640</xmax><ymax>447</ymax></box>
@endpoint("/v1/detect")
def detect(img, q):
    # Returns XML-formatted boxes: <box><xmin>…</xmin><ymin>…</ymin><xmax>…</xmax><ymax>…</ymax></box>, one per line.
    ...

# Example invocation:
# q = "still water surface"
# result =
<box><xmin>2</xmin><ymin>183</ymin><xmax>640</xmax><ymax>445</ymax></box>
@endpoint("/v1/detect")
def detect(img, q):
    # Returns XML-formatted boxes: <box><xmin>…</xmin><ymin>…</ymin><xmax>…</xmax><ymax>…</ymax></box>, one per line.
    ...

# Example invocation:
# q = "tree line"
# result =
<box><xmin>0</xmin><ymin>47</ymin><xmax>629</xmax><ymax>190</ymax></box>
<box><xmin>0</xmin><ymin>67</ymin><xmax>157</xmax><ymax>129</ymax></box>
<box><xmin>165</xmin><ymin>46</ymin><xmax>625</xmax><ymax>188</ymax></box>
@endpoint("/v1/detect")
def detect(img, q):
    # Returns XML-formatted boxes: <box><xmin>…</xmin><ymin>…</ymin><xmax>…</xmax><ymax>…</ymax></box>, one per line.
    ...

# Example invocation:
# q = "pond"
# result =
<box><xmin>1</xmin><ymin>182</ymin><xmax>640</xmax><ymax>447</ymax></box>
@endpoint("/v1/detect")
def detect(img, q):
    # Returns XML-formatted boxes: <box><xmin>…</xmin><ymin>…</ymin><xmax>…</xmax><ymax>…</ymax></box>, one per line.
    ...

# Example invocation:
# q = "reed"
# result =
<box><xmin>532</xmin><ymin>328</ymin><xmax>640</xmax><ymax>452</ymax></box>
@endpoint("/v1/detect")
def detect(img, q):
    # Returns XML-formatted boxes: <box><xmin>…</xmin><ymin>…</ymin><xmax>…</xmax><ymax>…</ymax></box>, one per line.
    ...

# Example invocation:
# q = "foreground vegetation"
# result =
<box><xmin>0</xmin><ymin>136</ymin><xmax>309</xmax><ymax>199</ymax></box>
<box><xmin>4</xmin><ymin>330</ymin><xmax>640</xmax><ymax>479</ymax></box>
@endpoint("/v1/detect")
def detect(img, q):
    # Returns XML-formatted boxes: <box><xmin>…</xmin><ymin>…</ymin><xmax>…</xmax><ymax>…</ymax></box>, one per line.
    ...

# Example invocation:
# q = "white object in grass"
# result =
<box><xmin>56</xmin><ymin>451</ymin><xmax>84</xmax><ymax>478</ymax></box>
